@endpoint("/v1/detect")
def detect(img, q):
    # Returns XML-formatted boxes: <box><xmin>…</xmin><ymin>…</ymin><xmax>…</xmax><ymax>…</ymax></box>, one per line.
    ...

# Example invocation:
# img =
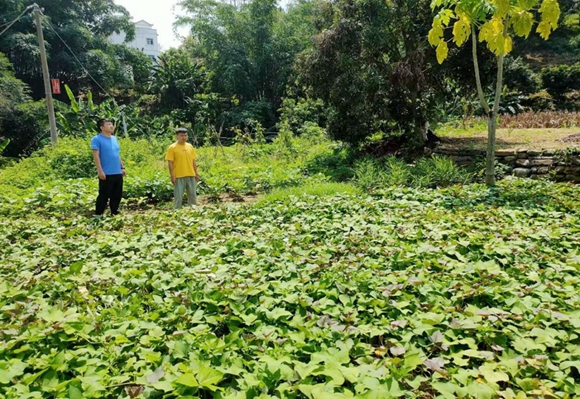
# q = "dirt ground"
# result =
<box><xmin>438</xmin><ymin>128</ymin><xmax>580</xmax><ymax>150</ymax></box>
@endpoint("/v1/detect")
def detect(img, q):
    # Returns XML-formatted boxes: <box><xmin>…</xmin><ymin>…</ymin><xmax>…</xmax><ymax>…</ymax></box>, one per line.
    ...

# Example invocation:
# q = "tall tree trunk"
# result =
<box><xmin>410</xmin><ymin>91</ymin><xmax>426</xmax><ymax>145</ymax></box>
<box><xmin>471</xmin><ymin>25</ymin><xmax>506</xmax><ymax>187</ymax></box>
<box><xmin>472</xmin><ymin>26</ymin><xmax>491</xmax><ymax>117</ymax></box>
<box><xmin>485</xmin><ymin>30</ymin><xmax>508</xmax><ymax>187</ymax></box>
<box><xmin>485</xmin><ymin>113</ymin><xmax>498</xmax><ymax>186</ymax></box>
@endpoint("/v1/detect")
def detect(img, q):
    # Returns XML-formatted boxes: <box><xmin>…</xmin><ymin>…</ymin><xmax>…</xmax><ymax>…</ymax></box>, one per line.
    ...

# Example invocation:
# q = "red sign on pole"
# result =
<box><xmin>51</xmin><ymin>79</ymin><xmax>61</xmax><ymax>94</ymax></box>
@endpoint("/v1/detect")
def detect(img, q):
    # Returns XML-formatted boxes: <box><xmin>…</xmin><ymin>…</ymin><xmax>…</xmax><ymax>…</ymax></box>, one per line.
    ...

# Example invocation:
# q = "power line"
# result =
<box><xmin>0</xmin><ymin>9</ymin><xmax>23</xmax><ymax>24</ymax></box>
<box><xmin>41</xmin><ymin>12</ymin><xmax>112</xmax><ymax>99</ymax></box>
<box><xmin>0</xmin><ymin>5</ymin><xmax>33</xmax><ymax>38</ymax></box>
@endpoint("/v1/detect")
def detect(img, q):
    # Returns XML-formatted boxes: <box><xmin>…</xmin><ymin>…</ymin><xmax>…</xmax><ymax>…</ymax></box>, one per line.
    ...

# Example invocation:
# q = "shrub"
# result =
<box><xmin>383</xmin><ymin>156</ymin><xmax>412</xmax><ymax>186</ymax></box>
<box><xmin>352</xmin><ymin>155</ymin><xmax>471</xmax><ymax>191</ymax></box>
<box><xmin>524</xmin><ymin>91</ymin><xmax>555</xmax><ymax>111</ymax></box>
<box><xmin>124</xmin><ymin>170</ymin><xmax>173</xmax><ymax>203</ymax></box>
<box><xmin>503</xmin><ymin>57</ymin><xmax>540</xmax><ymax>95</ymax></box>
<box><xmin>221</xmin><ymin>100</ymin><xmax>276</xmax><ymax>133</ymax></box>
<box><xmin>412</xmin><ymin>156</ymin><xmax>472</xmax><ymax>188</ymax></box>
<box><xmin>278</xmin><ymin>97</ymin><xmax>328</xmax><ymax>134</ymax></box>
<box><xmin>469</xmin><ymin>158</ymin><xmax>513</xmax><ymax>182</ymax></box>
<box><xmin>0</xmin><ymin>138</ymin><xmax>170</xmax><ymax>188</ymax></box>
<box><xmin>541</xmin><ymin>63</ymin><xmax>580</xmax><ymax>99</ymax></box>
<box><xmin>0</xmin><ymin>179</ymin><xmax>95</xmax><ymax>217</ymax></box>
<box><xmin>300</xmin><ymin>122</ymin><xmax>327</xmax><ymax>144</ymax></box>
<box><xmin>562</xmin><ymin>90</ymin><xmax>580</xmax><ymax>111</ymax></box>
<box><xmin>305</xmin><ymin>145</ymin><xmax>355</xmax><ymax>182</ymax></box>
<box><xmin>273</xmin><ymin>121</ymin><xmax>297</xmax><ymax>156</ymax></box>
<box><xmin>0</xmin><ymin>100</ymin><xmax>48</xmax><ymax>157</ymax></box>
<box><xmin>44</xmin><ymin>139</ymin><xmax>96</xmax><ymax>179</ymax></box>
<box><xmin>353</xmin><ymin>157</ymin><xmax>385</xmax><ymax>191</ymax></box>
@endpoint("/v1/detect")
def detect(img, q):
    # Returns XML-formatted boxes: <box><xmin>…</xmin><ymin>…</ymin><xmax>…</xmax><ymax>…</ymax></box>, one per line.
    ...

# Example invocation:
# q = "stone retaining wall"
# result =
<box><xmin>428</xmin><ymin>147</ymin><xmax>580</xmax><ymax>183</ymax></box>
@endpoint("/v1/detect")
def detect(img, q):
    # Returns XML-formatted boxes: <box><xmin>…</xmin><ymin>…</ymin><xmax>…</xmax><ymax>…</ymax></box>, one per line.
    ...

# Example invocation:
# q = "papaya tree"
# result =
<box><xmin>428</xmin><ymin>0</ymin><xmax>561</xmax><ymax>186</ymax></box>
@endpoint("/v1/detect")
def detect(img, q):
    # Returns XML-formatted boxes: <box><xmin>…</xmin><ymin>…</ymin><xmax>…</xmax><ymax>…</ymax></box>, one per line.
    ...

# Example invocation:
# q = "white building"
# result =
<box><xmin>110</xmin><ymin>20</ymin><xmax>161</xmax><ymax>62</ymax></box>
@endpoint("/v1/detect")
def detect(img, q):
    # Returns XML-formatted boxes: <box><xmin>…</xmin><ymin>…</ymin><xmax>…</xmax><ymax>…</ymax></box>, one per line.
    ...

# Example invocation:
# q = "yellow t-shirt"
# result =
<box><xmin>165</xmin><ymin>142</ymin><xmax>197</xmax><ymax>178</ymax></box>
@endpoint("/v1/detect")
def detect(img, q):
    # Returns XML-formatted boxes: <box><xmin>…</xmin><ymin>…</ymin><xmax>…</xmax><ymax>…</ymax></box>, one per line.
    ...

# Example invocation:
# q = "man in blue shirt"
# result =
<box><xmin>91</xmin><ymin>118</ymin><xmax>126</xmax><ymax>215</ymax></box>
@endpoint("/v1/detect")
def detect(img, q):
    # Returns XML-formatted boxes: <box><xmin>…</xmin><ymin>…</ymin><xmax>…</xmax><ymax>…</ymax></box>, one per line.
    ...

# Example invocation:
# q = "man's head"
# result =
<box><xmin>97</xmin><ymin>118</ymin><xmax>115</xmax><ymax>135</ymax></box>
<box><xmin>176</xmin><ymin>127</ymin><xmax>188</xmax><ymax>143</ymax></box>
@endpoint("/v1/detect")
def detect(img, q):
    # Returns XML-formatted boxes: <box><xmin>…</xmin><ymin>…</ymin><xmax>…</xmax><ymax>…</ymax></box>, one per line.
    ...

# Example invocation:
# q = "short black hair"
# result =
<box><xmin>97</xmin><ymin>118</ymin><xmax>113</xmax><ymax>129</ymax></box>
<box><xmin>176</xmin><ymin>127</ymin><xmax>188</xmax><ymax>134</ymax></box>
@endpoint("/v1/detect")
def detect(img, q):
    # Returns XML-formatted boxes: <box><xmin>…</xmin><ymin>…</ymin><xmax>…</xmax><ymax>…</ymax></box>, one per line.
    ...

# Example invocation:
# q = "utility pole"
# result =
<box><xmin>33</xmin><ymin>4</ymin><xmax>58</xmax><ymax>143</ymax></box>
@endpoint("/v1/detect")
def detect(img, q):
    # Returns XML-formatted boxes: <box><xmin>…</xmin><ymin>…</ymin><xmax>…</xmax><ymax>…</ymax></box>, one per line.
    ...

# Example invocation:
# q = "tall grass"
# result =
<box><xmin>445</xmin><ymin>111</ymin><xmax>580</xmax><ymax>131</ymax></box>
<box><xmin>499</xmin><ymin>111</ymin><xmax>580</xmax><ymax>129</ymax></box>
<box><xmin>353</xmin><ymin>155</ymin><xmax>472</xmax><ymax>190</ymax></box>
<box><xmin>413</xmin><ymin>156</ymin><xmax>472</xmax><ymax>188</ymax></box>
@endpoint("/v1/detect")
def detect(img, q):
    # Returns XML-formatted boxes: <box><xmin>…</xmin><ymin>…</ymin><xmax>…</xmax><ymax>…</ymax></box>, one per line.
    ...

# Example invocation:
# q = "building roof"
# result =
<box><xmin>135</xmin><ymin>20</ymin><xmax>154</xmax><ymax>28</ymax></box>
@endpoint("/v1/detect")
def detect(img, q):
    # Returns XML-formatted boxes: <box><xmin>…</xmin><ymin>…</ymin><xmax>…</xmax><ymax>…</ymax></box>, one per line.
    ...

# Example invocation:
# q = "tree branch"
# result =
<box><xmin>492</xmin><ymin>24</ymin><xmax>509</xmax><ymax>115</ymax></box>
<box><xmin>472</xmin><ymin>25</ymin><xmax>491</xmax><ymax>116</ymax></box>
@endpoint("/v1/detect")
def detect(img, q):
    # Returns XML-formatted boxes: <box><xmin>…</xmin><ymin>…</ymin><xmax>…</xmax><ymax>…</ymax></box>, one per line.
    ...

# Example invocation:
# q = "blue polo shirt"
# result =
<box><xmin>91</xmin><ymin>134</ymin><xmax>122</xmax><ymax>175</ymax></box>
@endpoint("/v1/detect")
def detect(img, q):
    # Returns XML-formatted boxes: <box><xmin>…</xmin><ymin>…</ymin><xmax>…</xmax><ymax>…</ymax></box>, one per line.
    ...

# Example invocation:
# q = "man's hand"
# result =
<box><xmin>122</xmin><ymin>169</ymin><xmax>127</xmax><ymax>177</ymax></box>
<box><xmin>98</xmin><ymin>171</ymin><xmax>106</xmax><ymax>180</ymax></box>
<box><xmin>195</xmin><ymin>174</ymin><xmax>200</xmax><ymax>182</ymax></box>
<box><xmin>171</xmin><ymin>176</ymin><xmax>177</xmax><ymax>186</ymax></box>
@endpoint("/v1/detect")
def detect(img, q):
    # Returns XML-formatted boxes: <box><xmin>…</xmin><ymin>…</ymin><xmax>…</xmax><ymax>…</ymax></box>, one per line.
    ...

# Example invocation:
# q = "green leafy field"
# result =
<box><xmin>1</xmin><ymin>179</ymin><xmax>580</xmax><ymax>398</ymax></box>
<box><xmin>0</xmin><ymin>137</ymin><xmax>331</xmax><ymax>218</ymax></box>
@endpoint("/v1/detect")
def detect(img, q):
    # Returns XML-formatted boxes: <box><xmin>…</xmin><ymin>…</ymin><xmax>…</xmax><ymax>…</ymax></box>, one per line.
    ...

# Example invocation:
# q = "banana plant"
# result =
<box><xmin>56</xmin><ymin>85</ymin><xmax>174</xmax><ymax>139</ymax></box>
<box><xmin>0</xmin><ymin>139</ymin><xmax>9</xmax><ymax>154</ymax></box>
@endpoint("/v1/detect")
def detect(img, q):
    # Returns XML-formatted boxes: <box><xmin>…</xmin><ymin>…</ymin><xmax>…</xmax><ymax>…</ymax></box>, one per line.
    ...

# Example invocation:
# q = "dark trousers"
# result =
<box><xmin>96</xmin><ymin>174</ymin><xmax>123</xmax><ymax>215</ymax></box>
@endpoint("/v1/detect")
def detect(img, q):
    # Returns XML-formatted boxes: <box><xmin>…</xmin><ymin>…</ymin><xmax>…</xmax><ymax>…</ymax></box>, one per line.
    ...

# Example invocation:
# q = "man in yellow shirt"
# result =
<box><xmin>165</xmin><ymin>127</ymin><xmax>200</xmax><ymax>209</ymax></box>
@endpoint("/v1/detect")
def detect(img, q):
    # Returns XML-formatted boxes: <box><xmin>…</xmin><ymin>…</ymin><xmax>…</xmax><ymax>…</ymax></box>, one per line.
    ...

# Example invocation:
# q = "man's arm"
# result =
<box><xmin>92</xmin><ymin>150</ymin><xmax>106</xmax><ymax>180</ymax></box>
<box><xmin>165</xmin><ymin>146</ymin><xmax>176</xmax><ymax>185</ymax></box>
<box><xmin>168</xmin><ymin>161</ymin><xmax>176</xmax><ymax>185</ymax></box>
<box><xmin>193</xmin><ymin>159</ymin><xmax>200</xmax><ymax>182</ymax></box>
<box><xmin>119</xmin><ymin>155</ymin><xmax>126</xmax><ymax>176</ymax></box>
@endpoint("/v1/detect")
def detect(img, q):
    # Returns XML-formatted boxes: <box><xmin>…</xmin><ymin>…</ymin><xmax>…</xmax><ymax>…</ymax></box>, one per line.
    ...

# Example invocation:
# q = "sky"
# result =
<box><xmin>115</xmin><ymin>0</ymin><xmax>188</xmax><ymax>50</ymax></box>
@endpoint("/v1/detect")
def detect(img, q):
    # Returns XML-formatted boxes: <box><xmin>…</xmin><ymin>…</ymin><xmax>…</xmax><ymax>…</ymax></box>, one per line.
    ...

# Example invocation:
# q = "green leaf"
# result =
<box><xmin>356</xmin><ymin>376</ymin><xmax>404</xmax><ymax>398</ymax></box>
<box><xmin>313</xmin><ymin>364</ymin><xmax>345</xmax><ymax>386</ymax></box>
<box><xmin>68</xmin><ymin>381</ymin><xmax>83</xmax><ymax>399</ymax></box>
<box><xmin>466</xmin><ymin>381</ymin><xmax>496</xmax><ymax>399</ymax></box>
<box><xmin>438</xmin><ymin>9</ymin><xmax>455</xmax><ymax>26</ymax></box>
<box><xmin>452</xmin><ymin>14</ymin><xmax>471</xmax><ymax>46</ymax></box>
<box><xmin>479</xmin><ymin>363</ymin><xmax>509</xmax><ymax>383</ymax></box>
<box><xmin>265</xmin><ymin>307</ymin><xmax>293</xmax><ymax>320</ymax></box>
<box><xmin>560</xmin><ymin>361</ymin><xmax>580</xmax><ymax>372</ymax></box>
<box><xmin>152</xmin><ymin>380</ymin><xmax>173</xmax><ymax>392</ymax></box>
<box><xmin>69</xmin><ymin>261</ymin><xmax>84</xmax><ymax>274</ymax></box>
<box><xmin>0</xmin><ymin>139</ymin><xmax>9</xmax><ymax>154</ymax></box>
<box><xmin>298</xmin><ymin>383</ymin><xmax>337</xmax><ymax>399</ymax></box>
<box><xmin>403</xmin><ymin>351</ymin><xmax>424</xmax><ymax>370</ymax></box>
<box><xmin>175</xmin><ymin>373</ymin><xmax>199</xmax><ymax>387</ymax></box>
<box><xmin>174</xmin><ymin>341</ymin><xmax>189</xmax><ymax>359</ymax></box>
<box><xmin>64</xmin><ymin>85</ymin><xmax>80</xmax><ymax>112</ymax></box>
<box><xmin>511</xmin><ymin>10</ymin><xmax>534</xmax><ymax>38</ymax></box>
<box><xmin>0</xmin><ymin>360</ymin><xmax>27</xmax><ymax>384</ymax></box>
<box><xmin>295</xmin><ymin>361</ymin><xmax>321</xmax><ymax>379</ymax></box>
<box><xmin>196</xmin><ymin>366</ymin><xmax>223</xmax><ymax>390</ymax></box>
<box><xmin>433</xmin><ymin>382</ymin><xmax>459</xmax><ymax>399</ymax></box>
